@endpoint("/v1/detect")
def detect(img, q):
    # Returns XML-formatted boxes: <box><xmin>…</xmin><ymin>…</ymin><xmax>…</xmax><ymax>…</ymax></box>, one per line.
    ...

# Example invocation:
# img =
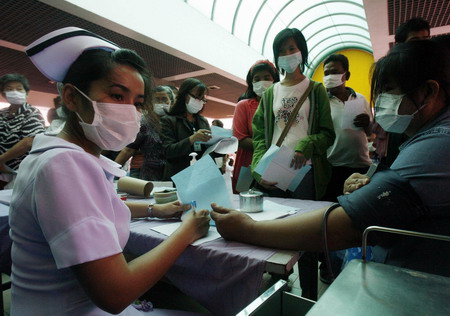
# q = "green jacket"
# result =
<box><xmin>251</xmin><ymin>80</ymin><xmax>335</xmax><ymax>199</ymax></box>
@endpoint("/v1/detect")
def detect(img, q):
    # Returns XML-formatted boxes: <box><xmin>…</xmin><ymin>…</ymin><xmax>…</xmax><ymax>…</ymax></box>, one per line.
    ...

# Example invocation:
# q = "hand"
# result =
<box><xmin>259</xmin><ymin>178</ymin><xmax>278</xmax><ymax>190</ymax></box>
<box><xmin>189</xmin><ymin>129</ymin><xmax>212</xmax><ymax>143</ymax></box>
<box><xmin>152</xmin><ymin>201</ymin><xmax>190</xmax><ymax>218</ymax></box>
<box><xmin>343</xmin><ymin>173</ymin><xmax>370</xmax><ymax>194</ymax></box>
<box><xmin>290</xmin><ymin>152</ymin><xmax>307</xmax><ymax>169</ymax></box>
<box><xmin>179</xmin><ymin>209</ymin><xmax>210</xmax><ymax>243</ymax></box>
<box><xmin>211</xmin><ymin>203</ymin><xmax>255</xmax><ymax>241</ymax></box>
<box><xmin>353</xmin><ymin>113</ymin><xmax>370</xmax><ymax>128</ymax></box>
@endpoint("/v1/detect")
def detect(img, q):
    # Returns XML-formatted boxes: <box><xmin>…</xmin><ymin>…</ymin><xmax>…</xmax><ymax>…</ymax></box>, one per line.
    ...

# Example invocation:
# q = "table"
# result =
<box><xmin>125</xmin><ymin>195</ymin><xmax>332</xmax><ymax>316</ymax></box>
<box><xmin>0</xmin><ymin>189</ymin><xmax>332</xmax><ymax>315</ymax></box>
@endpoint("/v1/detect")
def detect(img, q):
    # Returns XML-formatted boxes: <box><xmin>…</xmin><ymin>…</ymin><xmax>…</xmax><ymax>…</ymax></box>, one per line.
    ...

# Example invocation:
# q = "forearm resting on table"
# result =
<box><xmin>72</xmin><ymin>228</ymin><xmax>193</xmax><ymax>314</ymax></box>
<box><xmin>0</xmin><ymin>136</ymin><xmax>34</xmax><ymax>165</ymax></box>
<box><xmin>126</xmin><ymin>202</ymin><xmax>151</xmax><ymax>218</ymax></box>
<box><xmin>245</xmin><ymin>207</ymin><xmax>362</xmax><ymax>251</ymax></box>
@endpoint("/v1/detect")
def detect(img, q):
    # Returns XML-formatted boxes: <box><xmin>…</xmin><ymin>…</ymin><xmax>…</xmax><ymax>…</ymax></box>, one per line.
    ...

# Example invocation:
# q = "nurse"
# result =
<box><xmin>9</xmin><ymin>27</ymin><xmax>209</xmax><ymax>315</ymax></box>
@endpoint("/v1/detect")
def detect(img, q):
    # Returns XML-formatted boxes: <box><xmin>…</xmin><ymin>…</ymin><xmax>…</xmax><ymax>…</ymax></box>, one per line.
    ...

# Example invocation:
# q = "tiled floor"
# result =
<box><xmin>2</xmin><ymin>264</ymin><xmax>329</xmax><ymax>315</ymax></box>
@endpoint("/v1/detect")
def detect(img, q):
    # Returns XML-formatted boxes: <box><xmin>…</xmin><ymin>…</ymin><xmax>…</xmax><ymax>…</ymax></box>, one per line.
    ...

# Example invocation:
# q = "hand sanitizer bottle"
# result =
<box><xmin>189</xmin><ymin>152</ymin><xmax>198</xmax><ymax>166</ymax></box>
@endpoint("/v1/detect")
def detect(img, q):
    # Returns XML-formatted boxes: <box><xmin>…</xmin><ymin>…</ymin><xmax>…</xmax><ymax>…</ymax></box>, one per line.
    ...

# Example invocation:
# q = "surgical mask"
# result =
<box><xmin>74</xmin><ymin>87</ymin><xmax>142</xmax><ymax>151</ymax></box>
<box><xmin>323</xmin><ymin>74</ymin><xmax>345</xmax><ymax>89</ymax></box>
<box><xmin>375</xmin><ymin>93</ymin><xmax>424</xmax><ymax>134</ymax></box>
<box><xmin>153</xmin><ymin>103</ymin><xmax>169</xmax><ymax>116</ymax></box>
<box><xmin>186</xmin><ymin>96</ymin><xmax>204</xmax><ymax>114</ymax></box>
<box><xmin>277</xmin><ymin>51</ymin><xmax>303</xmax><ymax>73</ymax></box>
<box><xmin>5</xmin><ymin>90</ymin><xmax>27</xmax><ymax>105</ymax></box>
<box><xmin>253</xmin><ymin>81</ymin><xmax>273</xmax><ymax>97</ymax></box>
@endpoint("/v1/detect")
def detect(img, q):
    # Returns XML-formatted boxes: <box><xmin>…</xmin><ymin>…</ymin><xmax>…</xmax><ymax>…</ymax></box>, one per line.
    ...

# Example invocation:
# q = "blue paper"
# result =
<box><xmin>199</xmin><ymin>126</ymin><xmax>233</xmax><ymax>145</ymax></box>
<box><xmin>235</xmin><ymin>166</ymin><xmax>254</xmax><ymax>192</ymax></box>
<box><xmin>288</xmin><ymin>165</ymin><xmax>312</xmax><ymax>192</ymax></box>
<box><xmin>172</xmin><ymin>155</ymin><xmax>233</xmax><ymax>225</ymax></box>
<box><xmin>211</xmin><ymin>125</ymin><xmax>232</xmax><ymax>137</ymax></box>
<box><xmin>254</xmin><ymin>145</ymin><xmax>279</xmax><ymax>175</ymax></box>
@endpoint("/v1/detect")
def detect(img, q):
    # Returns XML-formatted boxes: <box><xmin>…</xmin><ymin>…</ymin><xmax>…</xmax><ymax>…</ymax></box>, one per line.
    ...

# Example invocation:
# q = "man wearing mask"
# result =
<box><xmin>322</xmin><ymin>54</ymin><xmax>372</xmax><ymax>202</ymax></box>
<box><xmin>0</xmin><ymin>73</ymin><xmax>45</xmax><ymax>189</ymax></box>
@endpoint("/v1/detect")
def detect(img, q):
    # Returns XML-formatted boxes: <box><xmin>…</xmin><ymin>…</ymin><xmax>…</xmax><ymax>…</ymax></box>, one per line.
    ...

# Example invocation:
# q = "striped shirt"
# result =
<box><xmin>0</xmin><ymin>103</ymin><xmax>45</xmax><ymax>169</ymax></box>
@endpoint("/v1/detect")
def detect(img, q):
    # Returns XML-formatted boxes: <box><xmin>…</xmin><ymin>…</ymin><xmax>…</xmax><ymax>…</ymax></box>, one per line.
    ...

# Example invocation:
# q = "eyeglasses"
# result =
<box><xmin>189</xmin><ymin>93</ymin><xmax>207</xmax><ymax>104</ymax></box>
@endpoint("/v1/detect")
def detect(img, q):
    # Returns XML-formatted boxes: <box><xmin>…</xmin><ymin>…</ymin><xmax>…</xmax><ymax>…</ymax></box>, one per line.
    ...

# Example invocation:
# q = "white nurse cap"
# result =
<box><xmin>25</xmin><ymin>26</ymin><xmax>120</xmax><ymax>82</ymax></box>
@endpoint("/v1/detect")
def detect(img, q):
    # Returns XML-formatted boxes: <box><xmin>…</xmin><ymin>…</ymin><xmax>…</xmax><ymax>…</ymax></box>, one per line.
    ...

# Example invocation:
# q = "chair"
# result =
<box><xmin>237</xmin><ymin>280</ymin><xmax>316</xmax><ymax>316</ymax></box>
<box><xmin>306</xmin><ymin>226</ymin><xmax>450</xmax><ymax>315</ymax></box>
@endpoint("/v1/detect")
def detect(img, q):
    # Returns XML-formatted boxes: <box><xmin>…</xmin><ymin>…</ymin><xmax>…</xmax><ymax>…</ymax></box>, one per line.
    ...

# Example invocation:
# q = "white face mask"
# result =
<box><xmin>153</xmin><ymin>103</ymin><xmax>169</xmax><ymax>116</ymax></box>
<box><xmin>186</xmin><ymin>96</ymin><xmax>204</xmax><ymax>114</ymax></box>
<box><xmin>277</xmin><ymin>51</ymin><xmax>303</xmax><ymax>73</ymax></box>
<box><xmin>5</xmin><ymin>90</ymin><xmax>27</xmax><ymax>105</ymax></box>
<box><xmin>253</xmin><ymin>81</ymin><xmax>273</xmax><ymax>97</ymax></box>
<box><xmin>323</xmin><ymin>74</ymin><xmax>345</xmax><ymax>89</ymax></box>
<box><xmin>74</xmin><ymin>87</ymin><xmax>142</xmax><ymax>151</ymax></box>
<box><xmin>374</xmin><ymin>93</ymin><xmax>424</xmax><ymax>134</ymax></box>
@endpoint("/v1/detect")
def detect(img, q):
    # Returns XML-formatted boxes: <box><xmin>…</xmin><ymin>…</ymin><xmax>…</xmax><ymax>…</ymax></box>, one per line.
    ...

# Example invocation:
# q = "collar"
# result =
<box><xmin>30</xmin><ymin>134</ymin><xmax>126</xmax><ymax>178</ymax></box>
<box><xmin>327</xmin><ymin>87</ymin><xmax>357</xmax><ymax>99</ymax></box>
<box><xmin>400</xmin><ymin>106</ymin><xmax>450</xmax><ymax>150</ymax></box>
<box><xmin>1</xmin><ymin>103</ymin><xmax>29</xmax><ymax>118</ymax></box>
<box><xmin>417</xmin><ymin>105</ymin><xmax>450</xmax><ymax>132</ymax></box>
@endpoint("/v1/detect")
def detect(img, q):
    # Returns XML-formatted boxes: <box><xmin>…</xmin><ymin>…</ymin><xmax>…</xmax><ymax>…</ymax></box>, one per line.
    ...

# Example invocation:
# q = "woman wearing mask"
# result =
<box><xmin>115</xmin><ymin>85</ymin><xmax>174</xmax><ymax>180</ymax></box>
<box><xmin>161</xmin><ymin>78</ymin><xmax>211</xmax><ymax>179</ymax></box>
<box><xmin>212</xmin><ymin>38</ymin><xmax>450</xmax><ymax>279</ymax></box>
<box><xmin>231</xmin><ymin>60</ymin><xmax>280</xmax><ymax>193</ymax></box>
<box><xmin>252</xmin><ymin>28</ymin><xmax>335</xmax><ymax>200</ymax></box>
<box><xmin>153</xmin><ymin>85</ymin><xmax>175</xmax><ymax>116</ymax></box>
<box><xmin>10</xmin><ymin>27</ymin><xmax>210</xmax><ymax>315</ymax></box>
<box><xmin>0</xmin><ymin>73</ymin><xmax>45</xmax><ymax>189</ymax></box>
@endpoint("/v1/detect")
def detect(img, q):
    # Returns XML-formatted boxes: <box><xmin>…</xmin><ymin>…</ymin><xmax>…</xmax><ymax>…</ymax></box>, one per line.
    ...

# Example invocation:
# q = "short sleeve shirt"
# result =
<box><xmin>271</xmin><ymin>79</ymin><xmax>310</xmax><ymax>150</ymax></box>
<box><xmin>326</xmin><ymin>91</ymin><xmax>372</xmax><ymax>168</ymax></box>
<box><xmin>0</xmin><ymin>103</ymin><xmax>45</xmax><ymax>169</ymax></box>
<box><xmin>8</xmin><ymin>134</ymin><xmax>139</xmax><ymax>315</ymax></box>
<box><xmin>338</xmin><ymin>107</ymin><xmax>450</xmax><ymax>276</ymax></box>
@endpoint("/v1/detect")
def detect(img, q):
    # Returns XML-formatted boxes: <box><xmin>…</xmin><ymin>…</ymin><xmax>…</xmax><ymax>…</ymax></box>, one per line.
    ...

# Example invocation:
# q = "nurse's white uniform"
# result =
<box><xmin>8</xmin><ymin>134</ymin><xmax>197</xmax><ymax>316</ymax></box>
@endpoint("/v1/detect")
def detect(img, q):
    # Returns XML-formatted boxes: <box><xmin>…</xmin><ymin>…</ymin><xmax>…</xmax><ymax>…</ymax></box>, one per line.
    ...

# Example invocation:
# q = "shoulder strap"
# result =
<box><xmin>276</xmin><ymin>80</ymin><xmax>314</xmax><ymax>147</ymax></box>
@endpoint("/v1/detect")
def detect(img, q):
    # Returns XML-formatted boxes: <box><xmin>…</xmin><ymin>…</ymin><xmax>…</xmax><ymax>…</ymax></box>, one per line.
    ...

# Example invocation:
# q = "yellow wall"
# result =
<box><xmin>311</xmin><ymin>49</ymin><xmax>375</xmax><ymax>102</ymax></box>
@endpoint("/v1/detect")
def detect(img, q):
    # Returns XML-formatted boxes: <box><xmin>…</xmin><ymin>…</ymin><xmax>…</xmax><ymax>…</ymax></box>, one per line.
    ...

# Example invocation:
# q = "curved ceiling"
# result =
<box><xmin>185</xmin><ymin>0</ymin><xmax>372</xmax><ymax>76</ymax></box>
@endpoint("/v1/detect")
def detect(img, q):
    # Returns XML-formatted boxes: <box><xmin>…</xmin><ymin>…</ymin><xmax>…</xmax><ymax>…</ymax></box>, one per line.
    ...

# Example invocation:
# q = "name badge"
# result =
<box><xmin>194</xmin><ymin>142</ymin><xmax>202</xmax><ymax>152</ymax></box>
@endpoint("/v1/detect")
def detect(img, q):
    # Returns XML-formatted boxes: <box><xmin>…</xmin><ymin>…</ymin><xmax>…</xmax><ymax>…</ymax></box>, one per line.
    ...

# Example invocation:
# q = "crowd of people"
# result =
<box><xmin>0</xmin><ymin>15</ymin><xmax>448</xmax><ymax>316</ymax></box>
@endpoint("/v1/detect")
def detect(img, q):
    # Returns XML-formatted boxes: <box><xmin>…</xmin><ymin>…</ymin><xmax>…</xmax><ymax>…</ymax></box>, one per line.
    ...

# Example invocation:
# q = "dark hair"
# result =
<box><xmin>273</xmin><ymin>28</ymin><xmax>308</xmax><ymax>75</ymax></box>
<box><xmin>242</xmin><ymin>60</ymin><xmax>280</xmax><ymax>100</ymax></box>
<box><xmin>395</xmin><ymin>17</ymin><xmax>430</xmax><ymax>43</ymax></box>
<box><xmin>166</xmin><ymin>85</ymin><xmax>179</xmax><ymax>96</ymax></box>
<box><xmin>63</xmin><ymin>48</ymin><xmax>151</xmax><ymax>99</ymax></box>
<box><xmin>62</xmin><ymin>48</ymin><xmax>155</xmax><ymax>124</ymax></box>
<box><xmin>371</xmin><ymin>40</ymin><xmax>450</xmax><ymax>105</ymax></box>
<box><xmin>431</xmin><ymin>34</ymin><xmax>450</xmax><ymax>50</ymax></box>
<box><xmin>169</xmin><ymin>78</ymin><xmax>208</xmax><ymax>116</ymax></box>
<box><xmin>153</xmin><ymin>85</ymin><xmax>175</xmax><ymax>104</ymax></box>
<box><xmin>211</xmin><ymin>119</ymin><xmax>224</xmax><ymax>127</ymax></box>
<box><xmin>323</xmin><ymin>54</ymin><xmax>349</xmax><ymax>72</ymax></box>
<box><xmin>0</xmin><ymin>73</ymin><xmax>30</xmax><ymax>92</ymax></box>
